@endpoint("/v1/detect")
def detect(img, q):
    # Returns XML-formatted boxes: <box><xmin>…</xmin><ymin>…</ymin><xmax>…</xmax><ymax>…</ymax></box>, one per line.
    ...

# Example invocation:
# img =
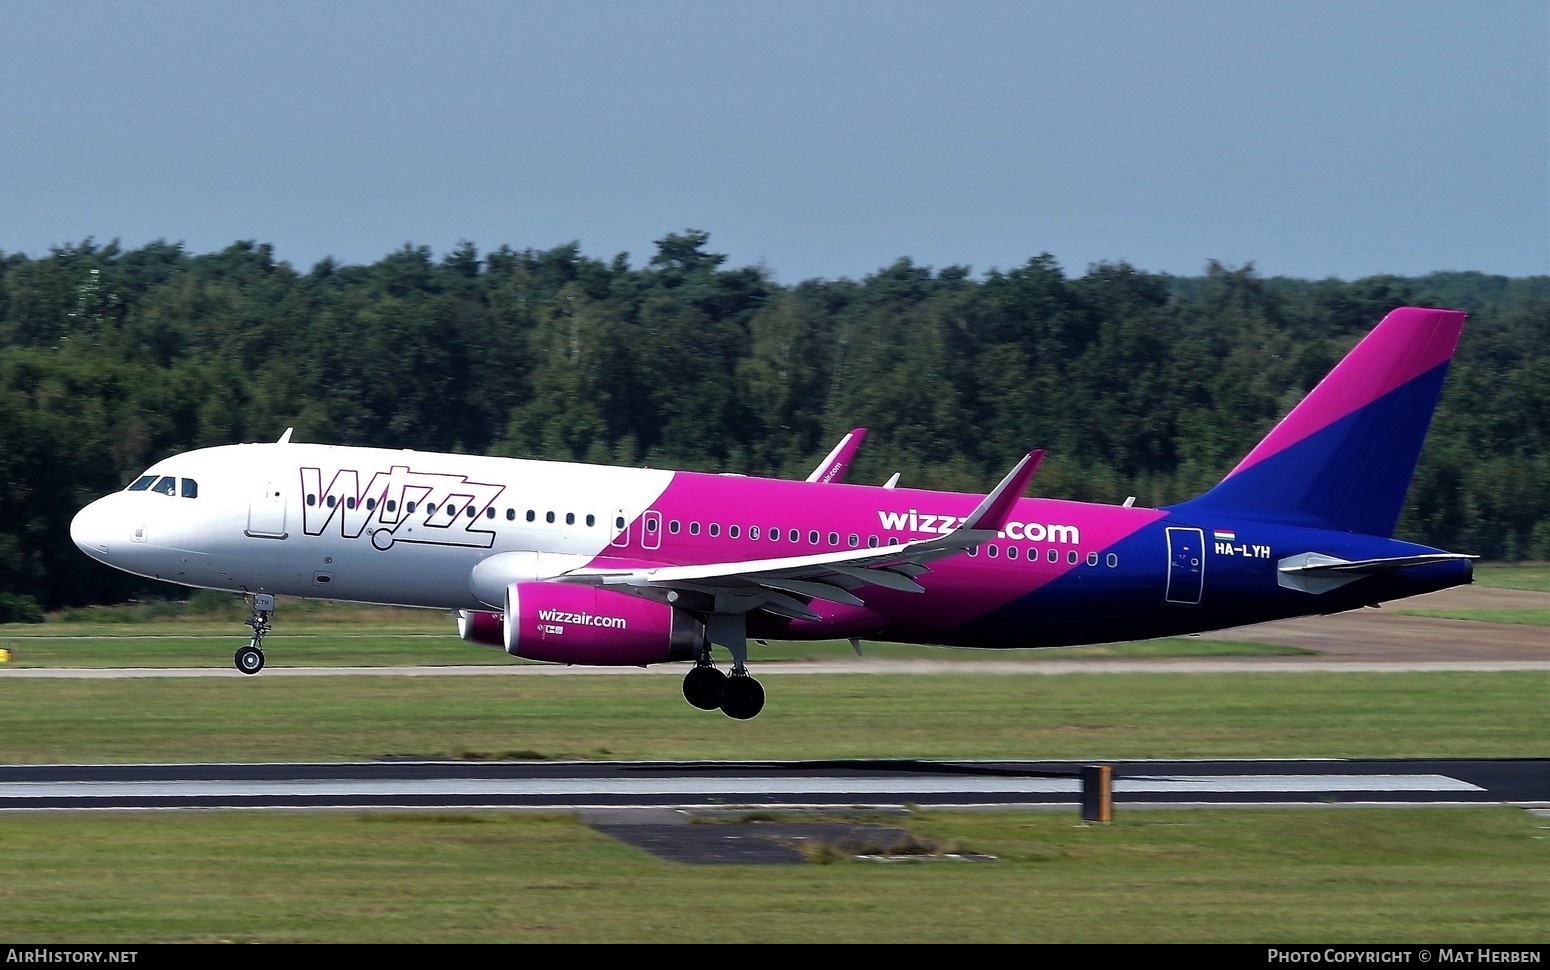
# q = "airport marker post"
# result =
<box><xmin>1081</xmin><ymin>764</ymin><xmax>1113</xmax><ymax>824</ymax></box>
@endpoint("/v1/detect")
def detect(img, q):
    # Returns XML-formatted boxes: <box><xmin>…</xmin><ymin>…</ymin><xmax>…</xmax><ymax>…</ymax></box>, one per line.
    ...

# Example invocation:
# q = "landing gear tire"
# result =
<box><xmin>720</xmin><ymin>674</ymin><xmax>765</xmax><ymax>720</ymax></box>
<box><xmin>683</xmin><ymin>665</ymin><xmax>727</xmax><ymax>710</ymax></box>
<box><xmin>235</xmin><ymin>644</ymin><xmax>265</xmax><ymax>675</ymax></box>
<box><xmin>238</xmin><ymin>592</ymin><xmax>275</xmax><ymax>675</ymax></box>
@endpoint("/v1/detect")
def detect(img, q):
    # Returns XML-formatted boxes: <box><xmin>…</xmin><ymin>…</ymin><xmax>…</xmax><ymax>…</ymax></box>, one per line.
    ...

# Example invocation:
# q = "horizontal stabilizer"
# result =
<box><xmin>1277</xmin><ymin>551</ymin><xmax>1477</xmax><ymax>594</ymax></box>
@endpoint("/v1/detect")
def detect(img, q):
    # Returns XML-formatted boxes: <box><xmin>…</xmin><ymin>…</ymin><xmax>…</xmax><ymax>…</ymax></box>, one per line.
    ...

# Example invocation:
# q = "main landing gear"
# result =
<box><xmin>235</xmin><ymin>592</ymin><xmax>276</xmax><ymax>675</ymax></box>
<box><xmin>682</xmin><ymin>660</ymin><xmax>765</xmax><ymax>720</ymax></box>
<box><xmin>681</xmin><ymin>612</ymin><xmax>766</xmax><ymax>719</ymax></box>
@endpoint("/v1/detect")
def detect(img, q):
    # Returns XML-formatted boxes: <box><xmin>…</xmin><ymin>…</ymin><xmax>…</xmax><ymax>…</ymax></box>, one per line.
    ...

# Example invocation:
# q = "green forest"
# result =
<box><xmin>2</xmin><ymin>230</ymin><xmax>1547</xmax><ymax>621</ymax></box>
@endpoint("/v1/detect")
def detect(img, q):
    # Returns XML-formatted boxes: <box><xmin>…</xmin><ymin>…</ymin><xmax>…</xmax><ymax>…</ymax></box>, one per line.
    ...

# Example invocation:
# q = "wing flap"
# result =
<box><xmin>756</xmin><ymin>577</ymin><xmax>868</xmax><ymax>606</ymax></box>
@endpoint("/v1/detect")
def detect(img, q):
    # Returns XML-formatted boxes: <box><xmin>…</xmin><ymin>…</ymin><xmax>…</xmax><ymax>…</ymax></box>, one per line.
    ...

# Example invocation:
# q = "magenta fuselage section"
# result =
<box><xmin>584</xmin><ymin>470</ymin><xmax>1170</xmax><ymax>645</ymax></box>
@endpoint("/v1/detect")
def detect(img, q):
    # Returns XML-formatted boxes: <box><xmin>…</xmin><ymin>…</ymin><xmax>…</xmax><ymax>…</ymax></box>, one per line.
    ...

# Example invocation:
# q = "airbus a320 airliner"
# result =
<box><xmin>71</xmin><ymin>306</ymin><xmax>1476</xmax><ymax>718</ymax></box>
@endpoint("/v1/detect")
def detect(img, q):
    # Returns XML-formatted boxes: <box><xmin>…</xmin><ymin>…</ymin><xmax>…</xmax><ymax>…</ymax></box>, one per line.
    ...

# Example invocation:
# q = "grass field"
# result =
<box><xmin>3</xmin><ymin>668</ymin><xmax>1546</xmax><ymax>762</ymax></box>
<box><xmin>1</xmin><ymin>564</ymin><xmax>1546</xmax><ymax>943</ymax></box>
<box><xmin>1</xmin><ymin>807</ymin><xmax>1544</xmax><ymax>944</ymax></box>
<box><xmin>1472</xmin><ymin>564</ymin><xmax>1550</xmax><ymax>592</ymax></box>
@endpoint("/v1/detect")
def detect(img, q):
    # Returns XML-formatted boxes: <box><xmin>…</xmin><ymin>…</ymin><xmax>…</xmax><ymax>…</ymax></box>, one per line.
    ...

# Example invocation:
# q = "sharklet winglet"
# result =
<box><xmin>806</xmin><ymin>428</ymin><xmax>867</xmax><ymax>483</ymax></box>
<box><xmin>961</xmin><ymin>450</ymin><xmax>1044</xmax><ymax>533</ymax></box>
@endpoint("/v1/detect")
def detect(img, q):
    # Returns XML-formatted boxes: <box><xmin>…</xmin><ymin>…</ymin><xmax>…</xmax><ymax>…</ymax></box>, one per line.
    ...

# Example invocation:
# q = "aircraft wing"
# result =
<box><xmin>560</xmin><ymin>451</ymin><xmax>1044</xmax><ymax>621</ymax></box>
<box><xmin>805</xmin><ymin>428</ymin><xmax>867</xmax><ymax>483</ymax></box>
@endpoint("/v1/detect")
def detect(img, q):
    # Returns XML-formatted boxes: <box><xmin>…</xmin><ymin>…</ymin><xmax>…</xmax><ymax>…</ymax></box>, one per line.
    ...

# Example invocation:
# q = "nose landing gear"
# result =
<box><xmin>235</xmin><ymin>592</ymin><xmax>275</xmax><ymax>675</ymax></box>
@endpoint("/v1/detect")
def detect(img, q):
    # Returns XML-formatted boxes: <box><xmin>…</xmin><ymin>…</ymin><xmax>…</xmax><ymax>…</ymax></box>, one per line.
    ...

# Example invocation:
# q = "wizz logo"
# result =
<box><xmin>300</xmin><ymin>465</ymin><xmax>506</xmax><ymax>550</ymax></box>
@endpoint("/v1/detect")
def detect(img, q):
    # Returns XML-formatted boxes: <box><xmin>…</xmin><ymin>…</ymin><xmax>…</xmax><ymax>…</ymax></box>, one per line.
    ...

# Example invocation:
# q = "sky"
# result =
<box><xmin>2</xmin><ymin>0</ymin><xmax>1546</xmax><ymax>284</ymax></box>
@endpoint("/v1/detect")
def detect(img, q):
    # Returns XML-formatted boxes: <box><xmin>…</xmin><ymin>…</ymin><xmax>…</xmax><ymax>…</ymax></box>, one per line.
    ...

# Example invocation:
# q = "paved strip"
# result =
<box><xmin>0</xmin><ymin>772</ymin><xmax>1484</xmax><ymax>799</ymax></box>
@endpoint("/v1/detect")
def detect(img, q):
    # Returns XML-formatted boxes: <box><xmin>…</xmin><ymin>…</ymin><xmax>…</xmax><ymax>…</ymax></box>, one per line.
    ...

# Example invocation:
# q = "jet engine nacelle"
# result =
<box><xmin>456</xmin><ymin>609</ymin><xmax>505</xmax><ymax>648</ymax></box>
<box><xmin>461</xmin><ymin>582</ymin><xmax>705</xmax><ymax>665</ymax></box>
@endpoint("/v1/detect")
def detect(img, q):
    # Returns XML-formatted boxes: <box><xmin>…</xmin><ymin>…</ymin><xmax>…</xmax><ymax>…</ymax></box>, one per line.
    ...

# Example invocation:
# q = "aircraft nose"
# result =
<box><xmin>70</xmin><ymin>497</ymin><xmax>117</xmax><ymax>563</ymax></box>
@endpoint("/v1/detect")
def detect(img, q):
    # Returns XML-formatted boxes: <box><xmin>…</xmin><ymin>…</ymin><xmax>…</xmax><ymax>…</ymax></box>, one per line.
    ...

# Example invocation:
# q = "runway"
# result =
<box><xmin>1</xmin><ymin>758</ymin><xmax>1543</xmax><ymax>811</ymax></box>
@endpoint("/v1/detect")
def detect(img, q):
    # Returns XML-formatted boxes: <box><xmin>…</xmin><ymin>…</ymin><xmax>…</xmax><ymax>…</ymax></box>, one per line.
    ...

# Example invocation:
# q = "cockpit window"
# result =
<box><xmin>127</xmin><ymin>473</ymin><xmax>198</xmax><ymax>497</ymax></box>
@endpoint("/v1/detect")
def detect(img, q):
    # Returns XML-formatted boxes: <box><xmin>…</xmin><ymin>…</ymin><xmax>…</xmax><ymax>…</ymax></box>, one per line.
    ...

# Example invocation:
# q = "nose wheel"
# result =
<box><xmin>235</xmin><ymin>593</ymin><xmax>276</xmax><ymax>675</ymax></box>
<box><xmin>235</xmin><ymin>643</ymin><xmax>265</xmax><ymax>674</ymax></box>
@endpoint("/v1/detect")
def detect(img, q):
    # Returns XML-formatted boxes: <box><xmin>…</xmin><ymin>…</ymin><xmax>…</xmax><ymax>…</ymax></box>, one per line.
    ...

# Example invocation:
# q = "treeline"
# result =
<box><xmin>1</xmin><ymin>231</ymin><xmax>1547</xmax><ymax>620</ymax></box>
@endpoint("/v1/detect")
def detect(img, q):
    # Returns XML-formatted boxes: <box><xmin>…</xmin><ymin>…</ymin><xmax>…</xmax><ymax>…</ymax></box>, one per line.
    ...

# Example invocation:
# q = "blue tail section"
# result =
<box><xmin>1169</xmin><ymin>307</ymin><xmax>1466</xmax><ymax>536</ymax></box>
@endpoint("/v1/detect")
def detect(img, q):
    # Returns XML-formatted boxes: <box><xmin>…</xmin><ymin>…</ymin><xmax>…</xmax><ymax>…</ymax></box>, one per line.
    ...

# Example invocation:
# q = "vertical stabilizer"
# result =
<box><xmin>1169</xmin><ymin>307</ymin><xmax>1466</xmax><ymax>536</ymax></box>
